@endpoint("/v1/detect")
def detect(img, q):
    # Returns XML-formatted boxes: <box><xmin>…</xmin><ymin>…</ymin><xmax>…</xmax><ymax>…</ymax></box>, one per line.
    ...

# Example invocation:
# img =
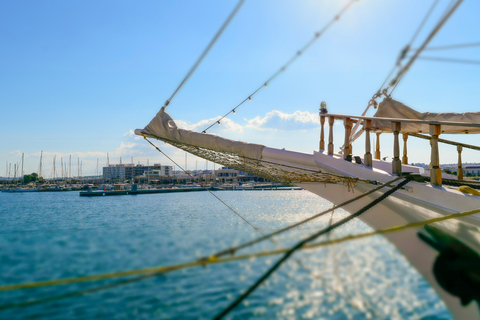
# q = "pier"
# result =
<box><xmin>79</xmin><ymin>187</ymin><xmax>220</xmax><ymax>197</ymax></box>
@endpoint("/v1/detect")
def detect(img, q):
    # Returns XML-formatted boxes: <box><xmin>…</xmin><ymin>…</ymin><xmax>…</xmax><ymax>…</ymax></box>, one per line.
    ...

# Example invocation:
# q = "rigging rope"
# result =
<box><xmin>350</xmin><ymin>0</ymin><xmax>462</xmax><ymax>145</ymax></box>
<box><xmin>414</xmin><ymin>56</ymin><xmax>480</xmax><ymax>65</ymax></box>
<box><xmin>143</xmin><ymin>136</ymin><xmax>263</xmax><ymax>235</ymax></box>
<box><xmin>0</xmin><ymin>274</ymin><xmax>155</xmax><ymax>311</ymax></box>
<box><xmin>2</xmin><ymin>202</ymin><xmax>479</xmax><ymax>295</ymax></box>
<box><xmin>162</xmin><ymin>0</ymin><xmax>244</xmax><ymax>109</ymax></box>
<box><xmin>213</xmin><ymin>177</ymin><xmax>413</xmax><ymax>318</ymax></box>
<box><xmin>407</xmin><ymin>0</ymin><xmax>440</xmax><ymax>51</ymax></box>
<box><xmin>205</xmin><ymin>176</ymin><xmax>403</xmax><ymax>260</ymax></box>
<box><xmin>389</xmin><ymin>0</ymin><xmax>463</xmax><ymax>96</ymax></box>
<box><xmin>412</xmin><ymin>42</ymin><xmax>480</xmax><ymax>51</ymax></box>
<box><xmin>201</xmin><ymin>0</ymin><xmax>358</xmax><ymax>133</ymax></box>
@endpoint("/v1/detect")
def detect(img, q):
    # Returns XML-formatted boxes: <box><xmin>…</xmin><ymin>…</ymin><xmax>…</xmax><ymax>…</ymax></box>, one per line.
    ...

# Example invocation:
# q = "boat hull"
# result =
<box><xmin>261</xmin><ymin>147</ymin><xmax>480</xmax><ymax>319</ymax></box>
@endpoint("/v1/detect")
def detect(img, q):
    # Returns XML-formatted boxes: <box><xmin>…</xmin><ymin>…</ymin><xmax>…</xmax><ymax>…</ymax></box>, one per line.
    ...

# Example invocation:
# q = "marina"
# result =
<box><xmin>2</xmin><ymin>0</ymin><xmax>480</xmax><ymax>318</ymax></box>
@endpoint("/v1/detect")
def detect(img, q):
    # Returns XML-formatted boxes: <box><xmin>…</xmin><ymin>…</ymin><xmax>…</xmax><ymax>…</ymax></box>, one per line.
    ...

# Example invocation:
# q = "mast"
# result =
<box><xmin>69</xmin><ymin>155</ymin><xmax>71</xmax><ymax>181</ymax></box>
<box><xmin>39</xmin><ymin>151</ymin><xmax>43</xmax><ymax>179</ymax></box>
<box><xmin>53</xmin><ymin>155</ymin><xmax>56</xmax><ymax>182</ymax></box>
<box><xmin>21</xmin><ymin>153</ymin><xmax>24</xmax><ymax>185</ymax></box>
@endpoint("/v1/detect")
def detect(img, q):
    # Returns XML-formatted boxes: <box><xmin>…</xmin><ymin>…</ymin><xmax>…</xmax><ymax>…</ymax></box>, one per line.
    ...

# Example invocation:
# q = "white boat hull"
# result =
<box><xmin>262</xmin><ymin>147</ymin><xmax>480</xmax><ymax>319</ymax></box>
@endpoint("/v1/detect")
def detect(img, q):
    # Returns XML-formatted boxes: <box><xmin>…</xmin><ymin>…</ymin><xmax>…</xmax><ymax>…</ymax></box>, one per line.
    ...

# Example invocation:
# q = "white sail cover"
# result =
<box><xmin>372</xmin><ymin>98</ymin><xmax>480</xmax><ymax>134</ymax></box>
<box><xmin>135</xmin><ymin>108</ymin><xmax>265</xmax><ymax>160</ymax></box>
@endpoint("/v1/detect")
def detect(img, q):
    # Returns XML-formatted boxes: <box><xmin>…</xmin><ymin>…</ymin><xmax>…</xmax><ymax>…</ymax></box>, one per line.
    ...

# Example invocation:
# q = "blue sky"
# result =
<box><xmin>1</xmin><ymin>0</ymin><xmax>479</xmax><ymax>177</ymax></box>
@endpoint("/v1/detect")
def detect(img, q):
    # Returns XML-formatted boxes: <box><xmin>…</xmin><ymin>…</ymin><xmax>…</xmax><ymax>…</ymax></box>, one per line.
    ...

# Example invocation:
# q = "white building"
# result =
<box><xmin>103</xmin><ymin>164</ymin><xmax>134</xmax><ymax>181</ymax></box>
<box><xmin>215</xmin><ymin>167</ymin><xmax>238</xmax><ymax>184</ymax></box>
<box><xmin>103</xmin><ymin>163</ymin><xmax>172</xmax><ymax>180</ymax></box>
<box><xmin>464</xmin><ymin>165</ymin><xmax>480</xmax><ymax>176</ymax></box>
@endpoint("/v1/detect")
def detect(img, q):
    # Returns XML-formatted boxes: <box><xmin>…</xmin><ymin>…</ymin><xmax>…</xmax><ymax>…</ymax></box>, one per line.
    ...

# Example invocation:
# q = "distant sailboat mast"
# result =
<box><xmin>21</xmin><ymin>153</ymin><xmax>24</xmax><ymax>185</ymax></box>
<box><xmin>38</xmin><ymin>151</ymin><xmax>43</xmax><ymax>179</ymax></box>
<box><xmin>53</xmin><ymin>155</ymin><xmax>56</xmax><ymax>182</ymax></box>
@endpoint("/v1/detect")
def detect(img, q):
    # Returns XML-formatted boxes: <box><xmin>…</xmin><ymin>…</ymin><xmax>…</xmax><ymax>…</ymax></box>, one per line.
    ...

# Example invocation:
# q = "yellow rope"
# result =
<box><xmin>459</xmin><ymin>186</ymin><xmax>480</xmax><ymax>196</ymax></box>
<box><xmin>1</xmin><ymin>207</ymin><xmax>479</xmax><ymax>292</ymax></box>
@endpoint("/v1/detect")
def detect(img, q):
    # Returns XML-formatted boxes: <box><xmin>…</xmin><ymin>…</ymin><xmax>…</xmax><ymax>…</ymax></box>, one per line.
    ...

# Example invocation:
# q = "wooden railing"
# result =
<box><xmin>319</xmin><ymin>113</ymin><xmax>480</xmax><ymax>186</ymax></box>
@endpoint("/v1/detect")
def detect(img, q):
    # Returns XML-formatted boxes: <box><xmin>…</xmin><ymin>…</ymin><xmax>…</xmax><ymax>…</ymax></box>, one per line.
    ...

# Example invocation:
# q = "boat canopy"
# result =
<box><xmin>372</xmin><ymin>98</ymin><xmax>480</xmax><ymax>134</ymax></box>
<box><xmin>135</xmin><ymin>108</ymin><xmax>265</xmax><ymax>160</ymax></box>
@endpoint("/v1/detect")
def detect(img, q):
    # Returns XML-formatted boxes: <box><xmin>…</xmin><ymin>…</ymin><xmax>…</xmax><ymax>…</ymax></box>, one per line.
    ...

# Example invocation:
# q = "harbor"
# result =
<box><xmin>2</xmin><ymin>0</ymin><xmax>479</xmax><ymax>318</ymax></box>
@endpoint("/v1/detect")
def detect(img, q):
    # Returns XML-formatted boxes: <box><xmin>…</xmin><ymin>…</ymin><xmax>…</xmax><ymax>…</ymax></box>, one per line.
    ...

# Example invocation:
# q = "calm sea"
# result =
<box><xmin>0</xmin><ymin>190</ymin><xmax>450</xmax><ymax>319</ymax></box>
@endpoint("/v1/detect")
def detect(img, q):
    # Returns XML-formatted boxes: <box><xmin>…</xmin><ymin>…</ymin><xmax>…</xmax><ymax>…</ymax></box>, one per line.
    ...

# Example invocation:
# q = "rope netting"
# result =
<box><xmin>154</xmin><ymin>136</ymin><xmax>361</xmax><ymax>188</ymax></box>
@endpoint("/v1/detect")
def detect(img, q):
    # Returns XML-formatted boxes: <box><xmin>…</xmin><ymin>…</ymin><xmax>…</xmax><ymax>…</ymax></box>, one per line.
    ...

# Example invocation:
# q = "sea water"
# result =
<box><xmin>0</xmin><ymin>190</ymin><xmax>451</xmax><ymax>319</ymax></box>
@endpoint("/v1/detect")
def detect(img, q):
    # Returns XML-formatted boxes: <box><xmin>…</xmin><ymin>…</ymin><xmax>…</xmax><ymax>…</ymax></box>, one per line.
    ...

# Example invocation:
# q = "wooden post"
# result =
<box><xmin>430</xmin><ymin>124</ymin><xmax>442</xmax><ymax>186</ymax></box>
<box><xmin>364</xmin><ymin>120</ymin><xmax>372</xmax><ymax>167</ymax></box>
<box><xmin>402</xmin><ymin>133</ymin><xmax>408</xmax><ymax>165</ymax></box>
<box><xmin>457</xmin><ymin>145</ymin><xmax>463</xmax><ymax>180</ymax></box>
<box><xmin>375</xmin><ymin>132</ymin><xmax>381</xmax><ymax>160</ymax></box>
<box><xmin>320</xmin><ymin>115</ymin><xmax>325</xmax><ymax>150</ymax></box>
<box><xmin>328</xmin><ymin>116</ymin><xmax>334</xmax><ymax>155</ymax></box>
<box><xmin>344</xmin><ymin>118</ymin><xmax>352</xmax><ymax>160</ymax></box>
<box><xmin>392</xmin><ymin>122</ymin><xmax>402</xmax><ymax>175</ymax></box>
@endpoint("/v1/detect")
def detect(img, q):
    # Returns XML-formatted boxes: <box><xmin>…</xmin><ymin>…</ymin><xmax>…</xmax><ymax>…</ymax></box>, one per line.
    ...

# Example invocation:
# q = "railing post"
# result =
<box><xmin>364</xmin><ymin>120</ymin><xmax>372</xmax><ymax>167</ymax></box>
<box><xmin>320</xmin><ymin>115</ymin><xmax>325</xmax><ymax>150</ymax></box>
<box><xmin>457</xmin><ymin>145</ymin><xmax>463</xmax><ymax>180</ymax></box>
<box><xmin>392</xmin><ymin>122</ymin><xmax>402</xmax><ymax>175</ymax></box>
<box><xmin>402</xmin><ymin>133</ymin><xmax>408</xmax><ymax>165</ymax></box>
<box><xmin>328</xmin><ymin>116</ymin><xmax>334</xmax><ymax>155</ymax></box>
<box><xmin>375</xmin><ymin>132</ymin><xmax>381</xmax><ymax>160</ymax></box>
<box><xmin>430</xmin><ymin>124</ymin><xmax>442</xmax><ymax>186</ymax></box>
<box><xmin>344</xmin><ymin>118</ymin><xmax>352</xmax><ymax>160</ymax></box>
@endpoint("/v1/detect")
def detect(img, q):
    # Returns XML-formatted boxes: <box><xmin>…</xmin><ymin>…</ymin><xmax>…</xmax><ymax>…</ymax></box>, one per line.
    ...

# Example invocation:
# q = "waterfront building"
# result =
<box><xmin>464</xmin><ymin>165</ymin><xmax>480</xmax><ymax>176</ymax></box>
<box><xmin>215</xmin><ymin>167</ymin><xmax>237</xmax><ymax>184</ymax></box>
<box><xmin>103</xmin><ymin>163</ymin><xmax>172</xmax><ymax>181</ymax></box>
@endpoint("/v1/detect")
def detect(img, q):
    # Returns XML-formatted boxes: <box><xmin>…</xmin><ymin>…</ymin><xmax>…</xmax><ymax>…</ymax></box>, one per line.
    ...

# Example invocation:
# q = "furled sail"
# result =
<box><xmin>135</xmin><ymin>108</ymin><xmax>350</xmax><ymax>185</ymax></box>
<box><xmin>135</xmin><ymin>107</ymin><xmax>264</xmax><ymax>160</ymax></box>
<box><xmin>372</xmin><ymin>98</ymin><xmax>480</xmax><ymax>134</ymax></box>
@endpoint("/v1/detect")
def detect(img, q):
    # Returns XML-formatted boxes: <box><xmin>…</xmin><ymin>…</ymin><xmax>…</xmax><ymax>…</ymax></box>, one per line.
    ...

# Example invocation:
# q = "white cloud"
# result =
<box><xmin>246</xmin><ymin>110</ymin><xmax>319</xmax><ymax>131</ymax></box>
<box><xmin>176</xmin><ymin>117</ymin><xmax>244</xmax><ymax>134</ymax></box>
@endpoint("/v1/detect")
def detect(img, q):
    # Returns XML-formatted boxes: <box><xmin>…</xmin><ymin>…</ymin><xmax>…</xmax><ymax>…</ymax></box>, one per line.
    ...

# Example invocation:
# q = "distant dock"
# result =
<box><xmin>79</xmin><ymin>184</ymin><xmax>302</xmax><ymax>197</ymax></box>
<box><xmin>79</xmin><ymin>187</ymin><xmax>219</xmax><ymax>197</ymax></box>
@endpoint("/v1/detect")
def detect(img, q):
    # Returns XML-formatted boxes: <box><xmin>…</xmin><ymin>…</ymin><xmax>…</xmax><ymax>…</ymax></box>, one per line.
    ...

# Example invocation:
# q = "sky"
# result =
<box><xmin>1</xmin><ymin>0</ymin><xmax>479</xmax><ymax>178</ymax></box>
